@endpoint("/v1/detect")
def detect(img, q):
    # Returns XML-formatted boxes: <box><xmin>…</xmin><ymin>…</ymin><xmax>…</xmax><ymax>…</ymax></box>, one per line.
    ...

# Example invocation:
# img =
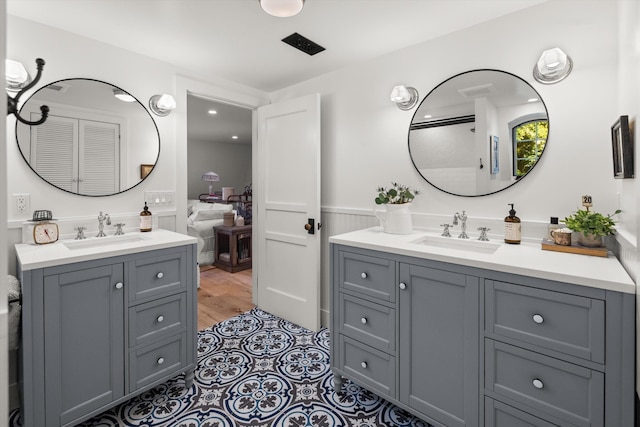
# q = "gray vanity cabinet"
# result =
<box><xmin>399</xmin><ymin>263</ymin><xmax>479</xmax><ymax>427</ymax></box>
<box><xmin>331</xmin><ymin>243</ymin><xmax>635</xmax><ymax>427</ymax></box>
<box><xmin>43</xmin><ymin>262</ymin><xmax>125</xmax><ymax>426</ymax></box>
<box><xmin>18</xmin><ymin>244</ymin><xmax>197</xmax><ymax>427</ymax></box>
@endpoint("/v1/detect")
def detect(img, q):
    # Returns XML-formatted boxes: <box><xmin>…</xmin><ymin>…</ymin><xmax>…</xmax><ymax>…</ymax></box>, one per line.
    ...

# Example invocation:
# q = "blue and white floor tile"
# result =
<box><xmin>10</xmin><ymin>308</ymin><xmax>431</xmax><ymax>427</ymax></box>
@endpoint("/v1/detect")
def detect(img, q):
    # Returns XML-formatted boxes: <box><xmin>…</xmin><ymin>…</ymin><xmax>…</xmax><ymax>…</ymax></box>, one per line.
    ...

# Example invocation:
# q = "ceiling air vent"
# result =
<box><xmin>45</xmin><ymin>82</ymin><xmax>71</xmax><ymax>93</ymax></box>
<box><xmin>457</xmin><ymin>83</ymin><xmax>495</xmax><ymax>98</ymax></box>
<box><xmin>282</xmin><ymin>32</ymin><xmax>325</xmax><ymax>56</ymax></box>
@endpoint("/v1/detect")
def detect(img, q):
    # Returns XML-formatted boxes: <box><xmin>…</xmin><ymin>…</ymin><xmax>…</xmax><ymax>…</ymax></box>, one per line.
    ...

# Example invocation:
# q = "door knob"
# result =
<box><xmin>304</xmin><ymin>218</ymin><xmax>315</xmax><ymax>234</ymax></box>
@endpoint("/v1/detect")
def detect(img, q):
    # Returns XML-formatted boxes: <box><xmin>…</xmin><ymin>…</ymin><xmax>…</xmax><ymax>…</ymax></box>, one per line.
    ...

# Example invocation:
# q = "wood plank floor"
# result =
<box><xmin>197</xmin><ymin>265</ymin><xmax>255</xmax><ymax>330</ymax></box>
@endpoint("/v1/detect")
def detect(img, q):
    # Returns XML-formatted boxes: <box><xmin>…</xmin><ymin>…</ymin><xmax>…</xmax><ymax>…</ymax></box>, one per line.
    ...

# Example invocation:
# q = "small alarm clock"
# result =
<box><xmin>33</xmin><ymin>221</ymin><xmax>59</xmax><ymax>244</ymax></box>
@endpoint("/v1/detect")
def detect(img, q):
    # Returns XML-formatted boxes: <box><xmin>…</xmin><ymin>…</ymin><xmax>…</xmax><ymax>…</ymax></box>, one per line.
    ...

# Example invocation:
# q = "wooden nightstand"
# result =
<box><xmin>213</xmin><ymin>225</ymin><xmax>252</xmax><ymax>273</ymax></box>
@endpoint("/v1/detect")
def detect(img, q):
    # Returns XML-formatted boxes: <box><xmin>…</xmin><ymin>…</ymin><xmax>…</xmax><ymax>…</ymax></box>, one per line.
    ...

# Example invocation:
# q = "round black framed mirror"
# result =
<box><xmin>16</xmin><ymin>78</ymin><xmax>160</xmax><ymax>196</ymax></box>
<box><xmin>409</xmin><ymin>69</ymin><xmax>548</xmax><ymax>197</ymax></box>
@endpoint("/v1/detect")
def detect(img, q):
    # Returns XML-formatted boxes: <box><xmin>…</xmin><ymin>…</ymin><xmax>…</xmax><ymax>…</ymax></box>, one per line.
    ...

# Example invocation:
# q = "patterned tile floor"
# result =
<box><xmin>10</xmin><ymin>308</ymin><xmax>431</xmax><ymax>426</ymax></box>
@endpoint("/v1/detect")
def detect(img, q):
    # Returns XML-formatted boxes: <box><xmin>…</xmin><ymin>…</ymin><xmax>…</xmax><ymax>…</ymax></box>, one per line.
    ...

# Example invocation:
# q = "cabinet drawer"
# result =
<box><xmin>485</xmin><ymin>398</ymin><xmax>558</xmax><ymax>427</ymax></box>
<box><xmin>339</xmin><ymin>293</ymin><xmax>395</xmax><ymax>353</ymax></box>
<box><xmin>485</xmin><ymin>340</ymin><xmax>604</xmax><ymax>427</ymax></box>
<box><xmin>129</xmin><ymin>333</ymin><xmax>187</xmax><ymax>391</ymax></box>
<box><xmin>486</xmin><ymin>281</ymin><xmax>605</xmax><ymax>363</ymax></box>
<box><xmin>129</xmin><ymin>293</ymin><xmax>187</xmax><ymax>347</ymax></box>
<box><xmin>338</xmin><ymin>335</ymin><xmax>395</xmax><ymax>398</ymax></box>
<box><xmin>129</xmin><ymin>250</ymin><xmax>187</xmax><ymax>302</ymax></box>
<box><xmin>340</xmin><ymin>250</ymin><xmax>396</xmax><ymax>302</ymax></box>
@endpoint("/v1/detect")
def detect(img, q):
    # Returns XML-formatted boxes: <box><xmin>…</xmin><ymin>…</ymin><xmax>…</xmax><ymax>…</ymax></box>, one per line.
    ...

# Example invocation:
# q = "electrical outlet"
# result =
<box><xmin>13</xmin><ymin>194</ymin><xmax>30</xmax><ymax>215</ymax></box>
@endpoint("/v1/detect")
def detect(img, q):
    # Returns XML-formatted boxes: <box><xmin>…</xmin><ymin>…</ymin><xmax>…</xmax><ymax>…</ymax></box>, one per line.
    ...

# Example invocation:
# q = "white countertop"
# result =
<box><xmin>15</xmin><ymin>229</ymin><xmax>197</xmax><ymax>271</ymax></box>
<box><xmin>329</xmin><ymin>227</ymin><xmax>636</xmax><ymax>294</ymax></box>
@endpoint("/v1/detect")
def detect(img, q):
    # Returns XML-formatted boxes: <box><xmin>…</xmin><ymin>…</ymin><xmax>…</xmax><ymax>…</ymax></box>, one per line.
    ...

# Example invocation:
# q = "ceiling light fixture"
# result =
<box><xmin>259</xmin><ymin>0</ymin><xmax>304</xmax><ymax>17</ymax></box>
<box><xmin>533</xmin><ymin>47</ymin><xmax>573</xmax><ymax>84</ymax></box>
<box><xmin>149</xmin><ymin>94</ymin><xmax>177</xmax><ymax>116</ymax></box>
<box><xmin>113</xmin><ymin>89</ymin><xmax>136</xmax><ymax>103</ymax></box>
<box><xmin>390</xmin><ymin>85</ymin><xmax>419</xmax><ymax>111</ymax></box>
<box><xmin>208</xmin><ymin>110</ymin><xmax>218</xmax><ymax>115</ymax></box>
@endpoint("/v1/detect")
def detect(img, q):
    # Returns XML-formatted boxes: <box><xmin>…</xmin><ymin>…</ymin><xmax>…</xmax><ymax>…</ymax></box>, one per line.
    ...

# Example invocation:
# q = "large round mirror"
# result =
<box><xmin>409</xmin><ymin>69</ymin><xmax>548</xmax><ymax>197</ymax></box>
<box><xmin>16</xmin><ymin>78</ymin><xmax>160</xmax><ymax>196</ymax></box>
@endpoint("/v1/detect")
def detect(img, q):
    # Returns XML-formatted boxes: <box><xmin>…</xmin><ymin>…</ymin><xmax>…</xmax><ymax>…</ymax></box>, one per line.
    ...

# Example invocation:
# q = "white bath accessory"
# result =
<box><xmin>374</xmin><ymin>203</ymin><xmax>412</xmax><ymax>234</ymax></box>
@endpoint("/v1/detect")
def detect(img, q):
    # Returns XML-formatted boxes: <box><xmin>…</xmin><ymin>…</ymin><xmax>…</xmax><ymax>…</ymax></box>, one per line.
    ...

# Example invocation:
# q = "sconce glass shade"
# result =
<box><xmin>202</xmin><ymin>171</ymin><xmax>220</xmax><ymax>195</ymax></box>
<box><xmin>149</xmin><ymin>94</ymin><xmax>177</xmax><ymax>116</ymax></box>
<box><xmin>259</xmin><ymin>0</ymin><xmax>304</xmax><ymax>17</ymax></box>
<box><xmin>533</xmin><ymin>47</ymin><xmax>573</xmax><ymax>84</ymax></box>
<box><xmin>113</xmin><ymin>89</ymin><xmax>136</xmax><ymax>102</ymax></box>
<box><xmin>6</xmin><ymin>59</ymin><xmax>31</xmax><ymax>92</ymax></box>
<box><xmin>390</xmin><ymin>85</ymin><xmax>419</xmax><ymax>110</ymax></box>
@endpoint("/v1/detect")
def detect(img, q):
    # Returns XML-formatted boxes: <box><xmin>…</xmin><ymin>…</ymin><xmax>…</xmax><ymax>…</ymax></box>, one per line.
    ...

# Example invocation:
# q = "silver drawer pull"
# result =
<box><xmin>361</xmin><ymin>272</ymin><xmax>368</xmax><ymax>279</ymax></box>
<box><xmin>361</xmin><ymin>361</ymin><xmax>368</xmax><ymax>369</ymax></box>
<box><xmin>361</xmin><ymin>317</ymin><xmax>367</xmax><ymax>324</ymax></box>
<box><xmin>532</xmin><ymin>314</ymin><xmax>544</xmax><ymax>324</ymax></box>
<box><xmin>399</xmin><ymin>282</ymin><xmax>407</xmax><ymax>290</ymax></box>
<box><xmin>532</xmin><ymin>378</ymin><xmax>544</xmax><ymax>389</ymax></box>
<box><xmin>157</xmin><ymin>315</ymin><xmax>165</xmax><ymax>323</ymax></box>
<box><xmin>115</xmin><ymin>282</ymin><xmax>123</xmax><ymax>290</ymax></box>
<box><xmin>157</xmin><ymin>357</ymin><xmax>165</xmax><ymax>365</ymax></box>
<box><xmin>156</xmin><ymin>272</ymin><xmax>164</xmax><ymax>279</ymax></box>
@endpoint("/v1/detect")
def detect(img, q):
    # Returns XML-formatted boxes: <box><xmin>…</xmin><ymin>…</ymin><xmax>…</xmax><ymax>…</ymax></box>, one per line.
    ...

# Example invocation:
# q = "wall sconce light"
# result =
<box><xmin>259</xmin><ymin>0</ymin><xmax>305</xmax><ymax>17</ymax></box>
<box><xmin>390</xmin><ymin>85</ymin><xmax>419</xmax><ymax>110</ymax></box>
<box><xmin>149</xmin><ymin>94</ymin><xmax>177</xmax><ymax>117</ymax></box>
<box><xmin>202</xmin><ymin>171</ymin><xmax>220</xmax><ymax>195</ymax></box>
<box><xmin>6</xmin><ymin>58</ymin><xmax>49</xmax><ymax>125</ymax></box>
<box><xmin>533</xmin><ymin>47</ymin><xmax>573</xmax><ymax>84</ymax></box>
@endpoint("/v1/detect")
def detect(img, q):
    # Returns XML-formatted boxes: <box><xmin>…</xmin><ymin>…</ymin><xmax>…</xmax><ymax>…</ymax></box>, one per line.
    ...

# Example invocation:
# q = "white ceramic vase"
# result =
<box><xmin>375</xmin><ymin>203</ymin><xmax>413</xmax><ymax>234</ymax></box>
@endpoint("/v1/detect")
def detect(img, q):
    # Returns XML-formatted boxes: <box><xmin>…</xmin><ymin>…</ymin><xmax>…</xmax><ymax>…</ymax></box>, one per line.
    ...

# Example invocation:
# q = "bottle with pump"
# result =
<box><xmin>504</xmin><ymin>203</ymin><xmax>521</xmax><ymax>244</ymax></box>
<box><xmin>140</xmin><ymin>202</ymin><xmax>152</xmax><ymax>232</ymax></box>
<box><xmin>547</xmin><ymin>217</ymin><xmax>561</xmax><ymax>240</ymax></box>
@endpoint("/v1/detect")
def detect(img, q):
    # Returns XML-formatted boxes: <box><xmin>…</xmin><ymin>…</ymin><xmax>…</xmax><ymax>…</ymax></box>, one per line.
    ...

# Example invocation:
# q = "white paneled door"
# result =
<box><xmin>256</xmin><ymin>94</ymin><xmax>321</xmax><ymax>332</ymax></box>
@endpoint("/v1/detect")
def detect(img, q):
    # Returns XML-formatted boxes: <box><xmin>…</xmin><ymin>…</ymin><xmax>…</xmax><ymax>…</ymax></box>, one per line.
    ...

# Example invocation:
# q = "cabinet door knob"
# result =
<box><xmin>157</xmin><ymin>357</ymin><xmax>165</xmax><ymax>365</ymax></box>
<box><xmin>361</xmin><ymin>272</ymin><xmax>367</xmax><ymax>279</ymax></box>
<box><xmin>399</xmin><ymin>282</ymin><xmax>407</xmax><ymax>290</ymax></box>
<box><xmin>115</xmin><ymin>282</ymin><xmax>123</xmax><ymax>290</ymax></box>
<box><xmin>532</xmin><ymin>378</ymin><xmax>544</xmax><ymax>389</ymax></box>
<box><xmin>361</xmin><ymin>317</ymin><xmax>367</xmax><ymax>324</ymax></box>
<box><xmin>157</xmin><ymin>315</ymin><xmax>164</xmax><ymax>323</ymax></box>
<box><xmin>156</xmin><ymin>272</ymin><xmax>164</xmax><ymax>279</ymax></box>
<box><xmin>361</xmin><ymin>361</ymin><xmax>368</xmax><ymax>369</ymax></box>
<box><xmin>532</xmin><ymin>314</ymin><xmax>544</xmax><ymax>324</ymax></box>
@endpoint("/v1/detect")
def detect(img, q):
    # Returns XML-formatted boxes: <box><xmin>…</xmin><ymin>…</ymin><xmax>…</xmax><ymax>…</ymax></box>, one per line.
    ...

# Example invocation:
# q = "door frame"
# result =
<box><xmin>175</xmin><ymin>76</ymin><xmax>269</xmax><ymax>303</ymax></box>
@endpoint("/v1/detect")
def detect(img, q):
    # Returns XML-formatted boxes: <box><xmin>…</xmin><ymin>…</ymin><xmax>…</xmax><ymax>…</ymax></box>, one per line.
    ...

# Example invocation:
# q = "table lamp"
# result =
<box><xmin>202</xmin><ymin>171</ymin><xmax>220</xmax><ymax>196</ymax></box>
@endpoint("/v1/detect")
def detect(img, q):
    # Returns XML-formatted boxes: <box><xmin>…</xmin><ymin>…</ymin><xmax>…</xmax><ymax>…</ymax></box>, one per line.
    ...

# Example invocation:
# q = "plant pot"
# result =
<box><xmin>374</xmin><ymin>203</ymin><xmax>412</xmax><ymax>234</ymax></box>
<box><xmin>577</xmin><ymin>232</ymin><xmax>603</xmax><ymax>247</ymax></box>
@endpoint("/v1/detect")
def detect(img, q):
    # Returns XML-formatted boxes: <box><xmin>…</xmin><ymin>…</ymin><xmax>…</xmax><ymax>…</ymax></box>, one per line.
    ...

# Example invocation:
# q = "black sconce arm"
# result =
<box><xmin>6</xmin><ymin>58</ymin><xmax>49</xmax><ymax>126</ymax></box>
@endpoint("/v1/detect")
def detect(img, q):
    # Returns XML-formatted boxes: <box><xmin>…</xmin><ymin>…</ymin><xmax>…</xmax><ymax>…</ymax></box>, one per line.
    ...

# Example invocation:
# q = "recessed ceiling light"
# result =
<box><xmin>527</xmin><ymin>98</ymin><xmax>539</xmax><ymax>103</ymax></box>
<box><xmin>232</xmin><ymin>135</ymin><xmax>239</xmax><ymax>140</ymax></box>
<box><xmin>424</xmin><ymin>114</ymin><xmax>432</xmax><ymax>119</ymax></box>
<box><xmin>208</xmin><ymin>110</ymin><xmax>217</xmax><ymax>115</ymax></box>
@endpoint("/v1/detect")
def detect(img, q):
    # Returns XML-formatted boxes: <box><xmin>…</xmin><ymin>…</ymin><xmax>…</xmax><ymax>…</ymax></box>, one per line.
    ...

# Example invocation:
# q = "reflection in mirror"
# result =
<box><xmin>409</xmin><ymin>69</ymin><xmax>548</xmax><ymax>197</ymax></box>
<box><xmin>16</xmin><ymin>79</ymin><xmax>160</xmax><ymax>196</ymax></box>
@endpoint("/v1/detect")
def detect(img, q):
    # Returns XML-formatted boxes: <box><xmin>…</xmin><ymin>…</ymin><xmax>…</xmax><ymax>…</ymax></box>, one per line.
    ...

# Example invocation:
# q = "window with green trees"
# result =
<box><xmin>513</xmin><ymin>120</ymin><xmax>548</xmax><ymax>176</ymax></box>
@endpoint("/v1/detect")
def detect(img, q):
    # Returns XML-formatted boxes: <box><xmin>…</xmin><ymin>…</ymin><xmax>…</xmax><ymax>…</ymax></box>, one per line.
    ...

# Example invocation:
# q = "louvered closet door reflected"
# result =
<box><xmin>79</xmin><ymin>120</ymin><xmax>120</xmax><ymax>195</ymax></box>
<box><xmin>30</xmin><ymin>114</ymin><xmax>120</xmax><ymax>194</ymax></box>
<box><xmin>31</xmin><ymin>114</ymin><xmax>79</xmax><ymax>193</ymax></box>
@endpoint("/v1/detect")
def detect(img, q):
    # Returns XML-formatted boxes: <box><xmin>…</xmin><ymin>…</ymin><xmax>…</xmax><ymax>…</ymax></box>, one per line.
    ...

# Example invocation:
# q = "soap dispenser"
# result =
<box><xmin>140</xmin><ymin>202</ymin><xmax>152</xmax><ymax>232</ymax></box>
<box><xmin>504</xmin><ymin>203</ymin><xmax>521</xmax><ymax>244</ymax></box>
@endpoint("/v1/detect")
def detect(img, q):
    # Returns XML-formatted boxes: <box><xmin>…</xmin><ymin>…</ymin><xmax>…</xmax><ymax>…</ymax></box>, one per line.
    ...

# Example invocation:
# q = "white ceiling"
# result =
<box><xmin>7</xmin><ymin>0</ymin><xmax>546</xmax><ymax>144</ymax></box>
<box><xmin>7</xmin><ymin>0</ymin><xmax>546</xmax><ymax>93</ymax></box>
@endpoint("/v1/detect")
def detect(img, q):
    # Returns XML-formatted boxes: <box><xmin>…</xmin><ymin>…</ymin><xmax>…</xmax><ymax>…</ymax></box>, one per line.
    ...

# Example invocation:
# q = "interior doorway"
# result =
<box><xmin>186</xmin><ymin>93</ymin><xmax>255</xmax><ymax>330</ymax></box>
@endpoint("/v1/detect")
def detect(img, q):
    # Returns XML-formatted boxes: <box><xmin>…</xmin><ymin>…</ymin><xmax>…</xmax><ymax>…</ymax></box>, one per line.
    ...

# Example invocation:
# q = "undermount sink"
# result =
<box><xmin>412</xmin><ymin>235</ymin><xmax>501</xmax><ymax>254</ymax></box>
<box><xmin>63</xmin><ymin>234</ymin><xmax>145</xmax><ymax>250</ymax></box>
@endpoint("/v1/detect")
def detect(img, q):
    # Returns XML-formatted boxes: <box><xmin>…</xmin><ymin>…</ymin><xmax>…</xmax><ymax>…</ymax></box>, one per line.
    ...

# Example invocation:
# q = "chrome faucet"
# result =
<box><xmin>453</xmin><ymin>211</ymin><xmax>469</xmax><ymax>239</ymax></box>
<box><xmin>97</xmin><ymin>212</ymin><xmax>111</xmax><ymax>237</ymax></box>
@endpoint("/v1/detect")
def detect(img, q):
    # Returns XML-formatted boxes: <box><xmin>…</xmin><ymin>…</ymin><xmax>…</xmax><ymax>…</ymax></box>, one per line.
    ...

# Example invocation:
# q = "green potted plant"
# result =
<box><xmin>562</xmin><ymin>208</ymin><xmax>621</xmax><ymax>247</ymax></box>
<box><xmin>374</xmin><ymin>183</ymin><xmax>419</xmax><ymax>234</ymax></box>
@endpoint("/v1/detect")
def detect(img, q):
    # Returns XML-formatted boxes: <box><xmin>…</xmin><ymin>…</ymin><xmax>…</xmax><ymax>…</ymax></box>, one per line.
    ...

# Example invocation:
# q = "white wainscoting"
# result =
<box><xmin>319</xmin><ymin>207</ymin><xmax>378</xmax><ymax>327</ymax></box>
